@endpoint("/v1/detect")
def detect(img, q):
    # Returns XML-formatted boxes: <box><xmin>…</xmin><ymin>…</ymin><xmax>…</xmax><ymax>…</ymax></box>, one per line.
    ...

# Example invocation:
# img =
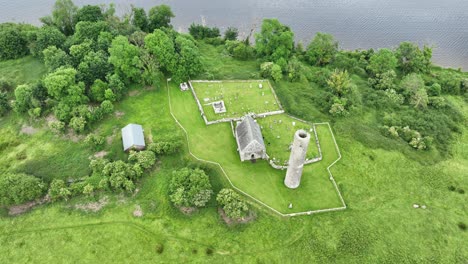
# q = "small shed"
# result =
<box><xmin>180</xmin><ymin>82</ymin><xmax>189</xmax><ymax>91</ymax></box>
<box><xmin>121</xmin><ymin>124</ymin><xmax>145</xmax><ymax>151</ymax></box>
<box><xmin>235</xmin><ymin>116</ymin><xmax>267</xmax><ymax>161</ymax></box>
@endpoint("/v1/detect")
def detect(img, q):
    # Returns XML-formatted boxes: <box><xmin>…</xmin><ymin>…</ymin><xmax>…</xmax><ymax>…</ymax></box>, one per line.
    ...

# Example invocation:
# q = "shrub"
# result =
<box><xmin>457</xmin><ymin>189</ymin><xmax>465</xmax><ymax>194</ymax></box>
<box><xmin>329</xmin><ymin>102</ymin><xmax>348</xmax><ymax>117</ymax></box>
<box><xmin>69</xmin><ymin>116</ymin><xmax>87</xmax><ymax>133</ymax></box>
<box><xmin>0</xmin><ymin>91</ymin><xmax>10</xmax><ymax>116</ymax></box>
<box><xmin>48</xmin><ymin>179</ymin><xmax>71</xmax><ymax>201</ymax></box>
<box><xmin>260</xmin><ymin>62</ymin><xmax>274</xmax><ymax>78</ymax></box>
<box><xmin>448</xmin><ymin>185</ymin><xmax>456</xmax><ymax>192</ymax></box>
<box><xmin>169</xmin><ymin>168</ymin><xmax>212</xmax><ymax>208</ymax></box>
<box><xmin>128</xmin><ymin>150</ymin><xmax>156</xmax><ymax>170</ymax></box>
<box><xmin>49</xmin><ymin>121</ymin><xmax>65</xmax><ymax>134</ymax></box>
<box><xmin>216</xmin><ymin>188</ymin><xmax>249</xmax><ymax>219</ymax></box>
<box><xmin>0</xmin><ymin>173</ymin><xmax>45</xmax><ymax>206</ymax></box>
<box><xmin>147</xmin><ymin>140</ymin><xmax>182</xmax><ymax>155</ymax></box>
<box><xmin>84</xmin><ymin>134</ymin><xmax>105</xmax><ymax>149</ymax></box>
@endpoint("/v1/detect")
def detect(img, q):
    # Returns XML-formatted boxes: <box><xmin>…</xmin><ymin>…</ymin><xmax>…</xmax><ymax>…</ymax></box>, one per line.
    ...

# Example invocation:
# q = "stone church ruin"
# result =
<box><xmin>235</xmin><ymin>116</ymin><xmax>267</xmax><ymax>162</ymax></box>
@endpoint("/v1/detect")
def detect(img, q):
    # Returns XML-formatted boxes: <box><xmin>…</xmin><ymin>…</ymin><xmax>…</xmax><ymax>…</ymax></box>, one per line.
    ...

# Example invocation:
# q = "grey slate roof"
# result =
<box><xmin>121</xmin><ymin>124</ymin><xmax>145</xmax><ymax>151</ymax></box>
<box><xmin>236</xmin><ymin>116</ymin><xmax>265</xmax><ymax>151</ymax></box>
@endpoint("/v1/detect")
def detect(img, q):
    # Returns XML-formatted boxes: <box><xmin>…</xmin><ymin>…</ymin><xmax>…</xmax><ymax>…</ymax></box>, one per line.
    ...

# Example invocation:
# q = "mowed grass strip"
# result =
<box><xmin>170</xmin><ymin>84</ymin><xmax>342</xmax><ymax>213</ymax></box>
<box><xmin>258</xmin><ymin>114</ymin><xmax>319</xmax><ymax>165</ymax></box>
<box><xmin>191</xmin><ymin>80</ymin><xmax>281</xmax><ymax>121</ymax></box>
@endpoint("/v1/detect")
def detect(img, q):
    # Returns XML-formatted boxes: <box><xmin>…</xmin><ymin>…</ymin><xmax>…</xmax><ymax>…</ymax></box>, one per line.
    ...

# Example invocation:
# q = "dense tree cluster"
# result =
<box><xmin>216</xmin><ymin>188</ymin><xmax>249</xmax><ymax>219</ymax></box>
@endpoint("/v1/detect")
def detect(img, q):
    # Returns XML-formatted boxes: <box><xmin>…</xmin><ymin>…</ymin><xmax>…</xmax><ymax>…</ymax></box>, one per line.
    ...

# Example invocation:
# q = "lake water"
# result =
<box><xmin>1</xmin><ymin>0</ymin><xmax>467</xmax><ymax>69</ymax></box>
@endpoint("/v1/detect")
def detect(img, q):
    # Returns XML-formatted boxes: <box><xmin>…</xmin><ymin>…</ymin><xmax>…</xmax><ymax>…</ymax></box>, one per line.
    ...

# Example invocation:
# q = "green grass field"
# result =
<box><xmin>170</xmin><ymin>83</ymin><xmax>343</xmax><ymax>213</ymax></box>
<box><xmin>190</xmin><ymin>80</ymin><xmax>282</xmax><ymax>121</ymax></box>
<box><xmin>258</xmin><ymin>115</ymin><xmax>319</xmax><ymax>165</ymax></box>
<box><xmin>0</xmin><ymin>45</ymin><xmax>466</xmax><ymax>263</ymax></box>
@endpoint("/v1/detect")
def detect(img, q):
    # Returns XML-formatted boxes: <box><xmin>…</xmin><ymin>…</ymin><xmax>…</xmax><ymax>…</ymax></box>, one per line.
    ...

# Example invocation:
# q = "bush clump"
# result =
<box><xmin>0</xmin><ymin>173</ymin><xmax>46</xmax><ymax>206</ymax></box>
<box><xmin>169</xmin><ymin>168</ymin><xmax>212</xmax><ymax>208</ymax></box>
<box><xmin>216</xmin><ymin>188</ymin><xmax>249</xmax><ymax>220</ymax></box>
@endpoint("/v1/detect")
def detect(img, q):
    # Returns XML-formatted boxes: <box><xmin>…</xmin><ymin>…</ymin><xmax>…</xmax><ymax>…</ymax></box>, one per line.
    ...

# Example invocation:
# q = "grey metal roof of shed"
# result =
<box><xmin>236</xmin><ymin>116</ymin><xmax>265</xmax><ymax>151</ymax></box>
<box><xmin>121</xmin><ymin>124</ymin><xmax>145</xmax><ymax>151</ymax></box>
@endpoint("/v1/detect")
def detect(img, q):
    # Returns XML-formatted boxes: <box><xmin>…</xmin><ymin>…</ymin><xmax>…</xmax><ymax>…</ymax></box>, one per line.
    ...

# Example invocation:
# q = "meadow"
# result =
<box><xmin>0</xmin><ymin>43</ymin><xmax>466</xmax><ymax>263</ymax></box>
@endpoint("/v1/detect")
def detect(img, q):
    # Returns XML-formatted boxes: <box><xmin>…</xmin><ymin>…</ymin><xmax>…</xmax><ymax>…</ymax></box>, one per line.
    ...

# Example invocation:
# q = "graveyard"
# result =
<box><xmin>171</xmin><ymin>81</ymin><xmax>345</xmax><ymax>214</ymax></box>
<box><xmin>189</xmin><ymin>80</ymin><xmax>283</xmax><ymax>122</ymax></box>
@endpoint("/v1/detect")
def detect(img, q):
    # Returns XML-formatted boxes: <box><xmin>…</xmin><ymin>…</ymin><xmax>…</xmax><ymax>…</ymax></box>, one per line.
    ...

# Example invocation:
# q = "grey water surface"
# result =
<box><xmin>1</xmin><ymin>0</ymin><xmax>467</xmax><ymax>69</ymax></box>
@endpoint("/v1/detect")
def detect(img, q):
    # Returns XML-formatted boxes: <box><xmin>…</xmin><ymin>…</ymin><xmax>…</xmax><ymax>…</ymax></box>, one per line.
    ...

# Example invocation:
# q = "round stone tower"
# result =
<box><xmin>284</xmin><ymin>129</ymin><xmax>311</xmax><ymax>189</ymax></box>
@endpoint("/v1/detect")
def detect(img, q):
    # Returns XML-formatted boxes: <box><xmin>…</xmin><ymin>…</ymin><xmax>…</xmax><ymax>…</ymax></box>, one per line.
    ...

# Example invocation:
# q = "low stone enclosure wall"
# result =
<box><xmin>188</xmin><ymin>80</ymin><xmax>285</xmax><ymax>126</ymax></box>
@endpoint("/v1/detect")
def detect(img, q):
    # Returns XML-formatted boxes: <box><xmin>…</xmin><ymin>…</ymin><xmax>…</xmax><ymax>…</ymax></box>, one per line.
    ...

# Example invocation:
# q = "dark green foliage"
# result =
<box><xmin>43</xmin><ymin>46</ymin><xmax>71</xmax><ymax>72</ymax></box>
<box><xmin>458</xmin><ymin>222</ymin><xmax>466</xmax><ymax>231</ymax></box>
<box><xmin>396</xmin><ymin>42</ymin><xmax>432</xmax><ymax>74</ymax></box>
<box><xmin>148</xmin><ymin>5</ymin><xmax>174</xmax><ymax>31</ymax></box>
<box><xmin>48</xmin><ymin>179</ymin><xmax>71</xmax><ymax>201</ymax></box>
<box><xmin>225</xmin><ymin>40</ymin><xmax>255</xmax><ymax>60</ymax></box>
<box><xmin>0</xmin><ymin>28</ymin><xmax>29</xmax><ymax>60</ymax></box>
<box><xmin>169</xmin><ymin>168</ymin><xmax>213</xmax><ymax>208</ymax></box>
<box><xmin>97</xmin><ymin>31</ymin><xmax>114</xmax><ymax>52</ymax></box>
<box><xmin>255</xmin><ymin>19</ymin><xmax>294</xmax><ymax>66</ymax></box>
<box><xmin>77</xmin><ymin>50</ymin><xmax>112</xmax><ymax>86</ymax></box>
<box><xmin>48</xmin><ymin>0</ymin><xmax>78</xmax><ymax>35</ymax></box>
<box><xmin>89</xmin><ymin>79</ymin><xmax>108</xmax><ymax>102</ymax></box>
<box><xmin>74</xmin><ymin>21</ymin><xmax>109</xmax><ymax>43</ymax></box>
<box><xmin>145</xmin><ymin>29</ymin><xmax>176</xmax><ymax>73</ymax></box>
<box><xmin>216</xmin><ymin>188</ymin><xmax>249</xmax><ymax>219</ymax></box>
<box><xmin>188</xmin><ymin>24</ymin><xmax>221</xmax><ymax>40</ymax></box>
<box><xmin>13</xmin><ymin>84</ymin><xmax>34</xmax><ymax>113</ymax></box>
<box><xmin>0</xmin><ymin>173</ymin><xmax>45</xmax><ymax>206</ymax></box>
<box><xmin>131</xmin><ymin>7</ymin><xmax>149</xmax><ymax>32</ymax></box>
<box><xmin>128</xmin><ymin>150</ymin><xmax>156</xmax><ymax>169</ymax></box>
<box><xmin>108</xmin><ymin>35</ymin><xmax>142</xmax><ymax>83</ymax></box>
<box><xmin>30</xmin><ymin>26</ymin><xmax>66</xmax><ymax>58</ymax></box>
<box><xmin>69</xmin><ymin>40</ymin><xmax>93</xmax><ymax>66</ymax></box>
<box><xmin>147</xmin><ymin>139</ymin><xmax>182</xmax><ymax>155</ymax></box>
<box><xmin>173</xmin><ymin>35</ymin><xmax>203</xmax><ymax>82</ymax></box>
<box><xmin>367</xmin><ymin>48</ymin><xmax>397</xmax><ymax>76</ymax></box>
<box><xmin>0</xmin><ymin>78</ymin><xmax>14</xmax><ymax>91</ymax></box>
<box><xmin>74</xmin><ymin>5</ymin><xmax>104</xmax><ymax>24</ymax></box>
<box><xmin>306</xmin><ymin>32</ymin><xmax>338</xmax><ymax>66</ymax></box>
<box><xmin>224</xmin><ymin>27</ymin><xmax>238</xmax><ymax>41</ymax></box>
<box><xmin>0</xmin><ymin>91</ymin><xmax>9</xmax><ymax>116</ymax></box>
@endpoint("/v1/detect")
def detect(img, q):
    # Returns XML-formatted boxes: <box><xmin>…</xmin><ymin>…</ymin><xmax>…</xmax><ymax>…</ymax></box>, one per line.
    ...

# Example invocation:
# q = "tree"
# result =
<box><xmin>396</xmin><ymin>42</ymin><xmax>431</xmax><ymax>74</ymax></box>
<box><xmin>368</xmin><ymin>70</ymin><xmax>396</xmax><ymax>90</ymax></box>
<box><xmin>147</xmin><ymin>140</ymin><xmax>182</xmax><ymax>155</ymax></box>
<box><xmin>43</xmin><ymin>46</ymin><xmax>71</xmax><ymax>72</ymax></box>
<box><xmin>148</xmin><ymin>5</ymin><xmax>174</xmax><ymax>31</ymax></box>
<box><xmin>144</xmin><ymin>29</ymin><xmax>176</xmax><ymax>73</ymax></box>
<box><xmin>74</xmin><ymin>5</ymin><xmax>104</xmax><ymax>24</ymax></box>
<box><xmin>306</xmin><ymin>32</ymin><xmax>338</xmax><ymax>66</ymax></box>
<box><xmin>128</xmin><ymin>150</ymin><xmax>156</xmax><ymax>169</ymax></box>
<box><xmin>48</xmin><ymin>179</ymin><xmax>71</xmax><ymax>201</ymax></box>
<box><xmin>13</xmin><ymin>84</ymin><xmax>34</xmax><ymax>113</ymax></box>
<box><xmin>224</xmin><ymin>27</ymin><xmax>238</xmax><ymax>41</ymax></box>
<box><xmin>173</xmin><ymin>35</ymin><xmax>203</xmax><ymax>82</ymax></box>
<box><xmin>409</xmin><ymin>87</ymin><xmax>429</xmax><ymax>109</ymax></box>
<box><xmin>327</xmin><ymin>69</ymin><xmax>351</xmax><ymax>96</ymax></box>
<box><xmin>367</xmin><ymin>48</ymin><xmax>397</xmax><ymax>76</ymax></box>
<box><xmin>43</xmin><ymin>67</ymin><xmax>77</xmax><ymax>99</ymax></box>
<box><xmin>216</xmin><ymin>188</ymin><xmax>249</xmax><ymax>219</ymax></box>
<box><xmin>400</xmin><ymin>73</ymin><xmax>425</xmax><ymax>95</ymax></box>
<box><xmin>77</xmin><ymin>50</ymin><xmax>112</xmax><ymax>86</ymax></box>
<box><xmin>69</xmin><ymin>116</ymin><xmax>86</xmax><ymax>132</ymax></box>
<box><xmin>50</xmin><ymin>0</ymin><xmax>78</xmax><ymax>35</ymax></box>
<box><xmin>255</xmin><ymin>19</ymin><xmax>294</xmax><ymax>66</ymax></box>
<box><xmin>0</xmin><ymin>29</ymin><xmax>29</xmax><ymax>60</ymax></box>
<box><xmin>109</xmin><ymin>36</ymin><xmax>142</xmax><ymax>83</ymax></box>
<box><xmin>260</xmin><ymin>62</ymin><xmax>274</xmax><ymax>78</ymax></box>
<box><xmin>89</xmin><ymin>79</ymin><xmax>108</xmax><ymax>102</ymax></box>
<box><xmin>169</xmin><ymin>168</ymin><xmax>213</xmax><ymax>208</ymax></box>
<box><xmin>131</xmin><ymin>6</ymin><xmax>148</xmax><ymax>32</ymax></box>
<box><xmin>271</xmin><ymin>64</ymin><xmax>282</xmax><ymax>82</ymax></box>
<box><xmin>188</xmin><ymin>24</ymin><xmax>221</xmax><ymax>39</ymax></box>
<box><xmin>225</xmin><ymin>40</ymin><xmax>254</xmax><ymax>60</ymax></box>
<box><xmin>30</xmin><ymin>26</ymin><xmax>66</xmax><ymax>57</ymax></box>
<box><xmin>69</xmin><ymin>40</ymin><xmax>93</xmax><ymax>66</ymax></box>
<box><xmin>74</xmin><ymin>21</ymin><xmax>109</xmax><ymax>43</ymax></box>
<box><xmin>0</xmin><ymin>173</ymin><xmax>45</xmax><ymax>206</ymax></box>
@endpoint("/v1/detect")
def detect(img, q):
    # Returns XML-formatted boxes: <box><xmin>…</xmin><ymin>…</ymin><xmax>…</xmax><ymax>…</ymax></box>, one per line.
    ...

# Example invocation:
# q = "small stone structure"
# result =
<box><xmin>212</xmin><ymin>100</ymin><xmax>226</xmax><ymax>114</ymax></box>
<box><xmin>284</xmin><ymin>130</ymin><xmax>311</xmax><ymax>189</ymax></box>
<box><xmin>180</xmin><ymin>82</ymin><xmax>189</xmax><ymax>91</ymax></box>
<box><xmin>235</xmin><ymin>116</ymin><xmax>267</xmax><ymax>161</ymax></box>
<box><xmin>121</xmin><ymin>124</ymin><xmax>145</xmax><ymax>151</ymax></box>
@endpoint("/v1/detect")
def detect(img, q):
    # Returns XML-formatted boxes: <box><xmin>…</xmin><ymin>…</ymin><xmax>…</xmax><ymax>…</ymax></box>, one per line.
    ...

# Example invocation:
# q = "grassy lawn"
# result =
<box><xmin>191</xmin><ymin>80</ymin><xmax>282</xmax><ymax>121</ymax></box>
<box><xmin>170</xmin><ymin>83</ymin><xmax>343</xmax><ymax>213</ymax></box>
<box><xmin>0</xmin><ymin>56</ymin><xmax>46</xmax><ymax>85</ymax></box>
<box><xmin>258</xmin><ymin>114</ymin><xmax>319</xmax><ymax>165</ymax></box>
